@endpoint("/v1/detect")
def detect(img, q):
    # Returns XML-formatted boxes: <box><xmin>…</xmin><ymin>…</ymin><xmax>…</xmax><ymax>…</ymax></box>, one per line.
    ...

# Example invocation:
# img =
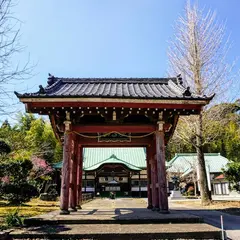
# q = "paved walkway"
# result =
<box><xmin>12</xmin><ymin>223</ymin><xmax>221</xmax><ymax>239</ymax></box>
<box><xmin>170</xmin><ymin>201</ymin><xmax>240</xmax><ymax>240</ymax></box>
<box><xmin>12</xmin><ymin>198</ymin><xmax>222</xmax><ymax>240</ymax></box>
<box><xmin>26</xmin><ymin>198</ymin><xmax>201</xmax><ymax>223</ymax></box>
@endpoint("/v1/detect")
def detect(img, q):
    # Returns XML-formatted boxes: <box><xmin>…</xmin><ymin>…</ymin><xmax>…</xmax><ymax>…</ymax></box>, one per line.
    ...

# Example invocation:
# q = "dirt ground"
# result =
<box><xmin>174</xmin><ymin>200</ymin><xmax>240</xmax><ymax>215</ymax></box>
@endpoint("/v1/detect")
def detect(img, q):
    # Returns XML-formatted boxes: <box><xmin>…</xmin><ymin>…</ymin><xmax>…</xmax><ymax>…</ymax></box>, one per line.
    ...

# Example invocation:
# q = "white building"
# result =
<box><xmin>167</xmin><ymin>153</ymin><xmax>230</xmax><ymax>196</ymax></box>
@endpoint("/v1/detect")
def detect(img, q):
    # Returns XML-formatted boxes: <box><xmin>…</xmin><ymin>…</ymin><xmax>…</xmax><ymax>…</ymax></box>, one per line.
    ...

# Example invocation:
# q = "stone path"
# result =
<box><xmin>10</xmin><ymin>198</ymin><xmax>223</xmax><ymax>239</ymax></box>
<box><xmin>24</xmin><ymin>198</ymin><xmax>201</xmax><ymax>224</ymax></box>
<box><xmin>12</xmin><ymin>223</ymin><xmax>221</xmax><ymax>239</ymax></box>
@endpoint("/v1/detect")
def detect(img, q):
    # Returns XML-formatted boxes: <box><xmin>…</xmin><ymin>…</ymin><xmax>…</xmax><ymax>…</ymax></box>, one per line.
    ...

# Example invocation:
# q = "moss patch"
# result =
<box><xmin>0</xmin><ymin>198</ymin><xmax>59</xmax><ymax>228</ymax></box>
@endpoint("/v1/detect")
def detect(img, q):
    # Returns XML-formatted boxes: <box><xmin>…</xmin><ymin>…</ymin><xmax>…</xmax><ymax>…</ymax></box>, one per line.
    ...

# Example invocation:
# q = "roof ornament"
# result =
<box><xmin>183</xmin><ymin>87</ymin><xmax>192</xmax><ymax>97</ymax></box>
<box><xmin>47</xmin><ymin>73</ymin><xmax>55</xmax><ymax>85</ymax></box>
<box><xmin>38</xmin><ymin>85</ymin><xmax>45</xmax><ymax>94</ymax></box>
<box><xmin>176</xmin><ymin>74</ymin><xmax>183</xmax><ymax>85</ymax></box>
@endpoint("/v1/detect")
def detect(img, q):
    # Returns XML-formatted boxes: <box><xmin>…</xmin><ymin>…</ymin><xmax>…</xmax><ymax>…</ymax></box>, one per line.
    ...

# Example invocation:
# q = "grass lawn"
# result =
<box><xmin>0</xmin><ymin>198</ymin><xmax>59</xmax><ymax>228</ymax></box>
<box><xmin>174</xmin><ymin>200</ymin><xmax>240</xmax><ymax>215</ymax></box>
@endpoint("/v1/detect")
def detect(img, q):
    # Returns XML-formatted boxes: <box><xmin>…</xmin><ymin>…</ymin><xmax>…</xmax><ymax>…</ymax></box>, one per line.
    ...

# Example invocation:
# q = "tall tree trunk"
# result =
<box><xmin>196</xmin><ymin>111</ymin><xmax>211</xmax><ymax>205</ymax></box>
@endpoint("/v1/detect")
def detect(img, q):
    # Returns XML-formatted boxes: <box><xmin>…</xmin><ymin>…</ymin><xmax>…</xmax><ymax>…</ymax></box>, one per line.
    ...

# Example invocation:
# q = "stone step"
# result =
<box><xmin>24</xmin><ymin>217</ymin><xmax>203</xmax><ymax>226</ymax></box>
<box><xmin>23</xmin><ymin>209</ymin><xmax>203</xmax><ymax>226</ymax></box>
<box><xmin>11</xmin><ymin>223</ymin><xmax>224</xmax><ymax>240</ymax></box>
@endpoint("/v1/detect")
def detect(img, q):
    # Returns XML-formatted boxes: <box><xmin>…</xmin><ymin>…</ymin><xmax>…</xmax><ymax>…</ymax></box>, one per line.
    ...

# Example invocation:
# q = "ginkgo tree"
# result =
<box><xmin>168</xmin><ymin>1</ymin><xmax>239</xmax><ymax>205</ymax></box>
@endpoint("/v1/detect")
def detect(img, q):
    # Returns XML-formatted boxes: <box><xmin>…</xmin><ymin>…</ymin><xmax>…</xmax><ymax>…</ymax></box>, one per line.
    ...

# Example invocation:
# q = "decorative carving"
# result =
<box><xmin>64</xmin><ymin>111</ymin><xmax>71</xmax><ymax>131</ymax></box>
<box><xmin>112</xmin><ymin>111</ymin><xmax>116</xmax><ymax>121</ymax></box>
<box><xmin>66</xmin><ymin>111</ymin><xmax>71</xmax><ymax>121</ymax></box>
<box><xmin>157</xmin><ymin>120</ymin><xmax>165</xmax><ymax>131</ymax></box>
<box><xmin>158</xmin><ymin>111</ymin><xmax>163</xmax><ymax>121</ymax></box>
<box><xmin>98</xmin><ymin>132</ymin><xmax>131</xmax><ymax>142</ymax></box>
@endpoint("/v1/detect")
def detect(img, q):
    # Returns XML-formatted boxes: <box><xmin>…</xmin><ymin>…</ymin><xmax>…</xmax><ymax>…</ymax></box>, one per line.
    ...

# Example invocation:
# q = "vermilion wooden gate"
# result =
<box><xmin>15</xmin><ymin>76</ymin><xmax>213</xmax><ymax>214</ymax></box>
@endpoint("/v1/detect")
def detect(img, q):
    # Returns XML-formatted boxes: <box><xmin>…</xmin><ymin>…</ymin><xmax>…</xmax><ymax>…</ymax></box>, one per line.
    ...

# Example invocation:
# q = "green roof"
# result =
<box><xmin>84</xmin><ymin>154</ymin><xmax>142</xmax><ymax>171</ymax></box>
<box><xmin>53</xmin><ymin>147</ymin><xmax>146</xmax><ymax>171</ymax></box>
<box><xmin>167</xmin><ymin>153</ymin><xmax>229</xmax><ymax>174</ymax></box>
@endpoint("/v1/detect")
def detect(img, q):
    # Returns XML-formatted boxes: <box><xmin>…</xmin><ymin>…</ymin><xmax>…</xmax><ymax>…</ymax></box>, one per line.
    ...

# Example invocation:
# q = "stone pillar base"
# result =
<box><xmin>69</xmin><ymin>207</ymin><xmax>77</xmax><ymax>212</ymax></box>
<box><xmin>60</xmin><ymin>209</ymin><xmax>70</xmax><ymax>215</ymax></box>
<box><xmin>158</xmin><ymin>209</ymin><xmax>170</xmax><ymax>214</ymax></box>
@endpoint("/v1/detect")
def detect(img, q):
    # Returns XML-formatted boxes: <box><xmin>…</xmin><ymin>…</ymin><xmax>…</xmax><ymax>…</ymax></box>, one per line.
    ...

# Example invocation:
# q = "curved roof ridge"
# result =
<box><xmin>56</xmin><ymin>77</ymin><xmax>177</xmax><ymax>84</ymax></box>
<box><xmin>108</xmin><ymin>154</ymin><xmax>143</xmax><ymax>170</ymax></box>
<box><xmin>175</xmin><ymin>153</ymin><xmax>221</xmax><ymax>156</ymax></box>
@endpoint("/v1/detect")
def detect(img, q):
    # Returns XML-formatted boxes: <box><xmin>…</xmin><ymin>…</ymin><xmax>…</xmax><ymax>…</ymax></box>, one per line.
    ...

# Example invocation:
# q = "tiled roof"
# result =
<box><xmin>84</xmin><ymin>154</ymin><xmax>142</xmax><ymax>171</ymax></box>
<box><xmin>167</xmin><ymin>153</ymin><xmax>229</xmax><ymax>174</ymax></box>
<box><xmin>15</xmin><ymin>77</ymin><xmax>213</xmax><ymax>100</ymax></box>
<box><xmin>53</xmin><ymin>147</ymin><xmax>146</xmax><ymax>171</ymax></box>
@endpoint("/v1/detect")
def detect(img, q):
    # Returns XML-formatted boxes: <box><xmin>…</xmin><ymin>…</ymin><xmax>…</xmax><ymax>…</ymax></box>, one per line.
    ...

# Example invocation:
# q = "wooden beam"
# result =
<box><xmin>78</xmin><ymin>135</ymin><xmax>153</xmax><ymax>147</ymax></box>
<box><xmin>71</xmin><ymin>125</ymin><xmax>155</xmax><ymax>133</ymax></box>
<box><xmin>49</xmin><ymin>114</ymin><xmax>61</xmax><ymax>142</ymax></box>
<box><xmin>27</xmin><ymin>101</ymin><xmax>203</xmax><ymax>112</ymax></box>
<box><xmin>19</xmin><ymin>97</ymin><xmax>210</xmax><ymax>107</ymax></box>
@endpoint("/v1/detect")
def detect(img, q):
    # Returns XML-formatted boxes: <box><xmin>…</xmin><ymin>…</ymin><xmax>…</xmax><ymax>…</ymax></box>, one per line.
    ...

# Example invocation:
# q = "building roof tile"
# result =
<box><xmin>53</xmin><ymin>147</ymin><xmax>146</xmax><ymax>171</ymax></box>
<box><xmin>15</xmin><ymin>77</ymin><xmax>213</xmax><ymax>101</ymax></box>
<box><xmin>167</xmin><ymin>153</ymin><xmax>228</xmax><ymax>174</ymax></box>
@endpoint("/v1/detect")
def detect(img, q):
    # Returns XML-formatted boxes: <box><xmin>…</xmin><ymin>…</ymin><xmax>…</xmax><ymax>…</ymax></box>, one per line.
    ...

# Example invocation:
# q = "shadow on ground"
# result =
<box><xmin>23</xmin><ymin>225</ymin><xmax>71</xmax><ymax>234</ymax></box>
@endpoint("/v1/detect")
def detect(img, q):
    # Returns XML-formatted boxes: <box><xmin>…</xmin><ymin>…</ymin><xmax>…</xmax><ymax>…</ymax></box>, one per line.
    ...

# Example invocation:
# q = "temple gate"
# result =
<box><xmin>15</xmin><ymin>76</ymin><xmax>212</xmax><ymax>214</ymax></box>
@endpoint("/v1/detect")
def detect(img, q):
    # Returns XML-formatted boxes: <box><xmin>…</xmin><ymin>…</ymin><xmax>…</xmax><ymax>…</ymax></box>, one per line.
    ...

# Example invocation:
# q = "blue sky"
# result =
<box><xmin>3</xmin><ymin>0</ymin><xmax>240</xmax><ymax>120</ymax></box>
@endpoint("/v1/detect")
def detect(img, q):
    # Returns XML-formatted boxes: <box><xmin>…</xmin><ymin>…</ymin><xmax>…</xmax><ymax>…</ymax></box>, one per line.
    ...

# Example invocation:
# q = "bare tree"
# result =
<box><xmin>0</xmin><ymin>0</ymin><xmax>32</xmax><ymax>116</ymax></box>
<box><xmin>168</xmin><ymin>1</ymin><xmax>238</xmax><ymax>204</ymax></box>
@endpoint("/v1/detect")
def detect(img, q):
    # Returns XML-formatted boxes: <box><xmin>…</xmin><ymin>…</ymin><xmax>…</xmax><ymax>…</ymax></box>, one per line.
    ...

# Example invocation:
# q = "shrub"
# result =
<box><xmin>0</xmin><ymin>159</ymin><xmax>38</xmax><ymax>204</ymax></box>
<box><xmin>4</xmin><ymin>209</ymin><xmax>23</xmax><ymax>227</ymax></box>
<box><xmin>223</xmin><ymin>162</ymin><xmax>240</xmax><ymax>191</ymax></box>
<box><xmin>30</xmin><ymin>156</ymin><xmax>54</xmax><ymax>194</ymax></box>
<box><xmin>0</xmin><ymin>141</ymin><xmax>11</xmax><ymax>155</ymax></box>
<box><xmin>1</xmin><ymin>183</ymin><xmax>38</xmax><ymax>204</ymax></box>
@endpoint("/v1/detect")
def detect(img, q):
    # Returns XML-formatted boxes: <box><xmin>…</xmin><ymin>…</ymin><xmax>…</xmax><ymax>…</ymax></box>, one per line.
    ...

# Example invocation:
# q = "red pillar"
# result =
<box><xmin>146</xmin><ymin>145</ymin><xmax>152</xmax><ymax>209</ymax></box>
<box><xmin>156</xmin><ymin>129</ymin><xmax>169</xmax><ymax>213</ymax></box>
<box><xmin>151</xmin><ymin>141</ymin><xmax>159</xmax><ymax>210</ymax></box>
<box><xmin>69</xmin><ymin>135</ymin><xmax>77</xmax><ymax>211</ymax></box>
<box><xmin>60</xmin><ymin>131</ymin><xmax>72</xmax><ymax>214</ymax></box>
<box><xmin>77</xmin><ymin>145</ymin><xmax>83</xmax><ymax>208</ymax></box>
